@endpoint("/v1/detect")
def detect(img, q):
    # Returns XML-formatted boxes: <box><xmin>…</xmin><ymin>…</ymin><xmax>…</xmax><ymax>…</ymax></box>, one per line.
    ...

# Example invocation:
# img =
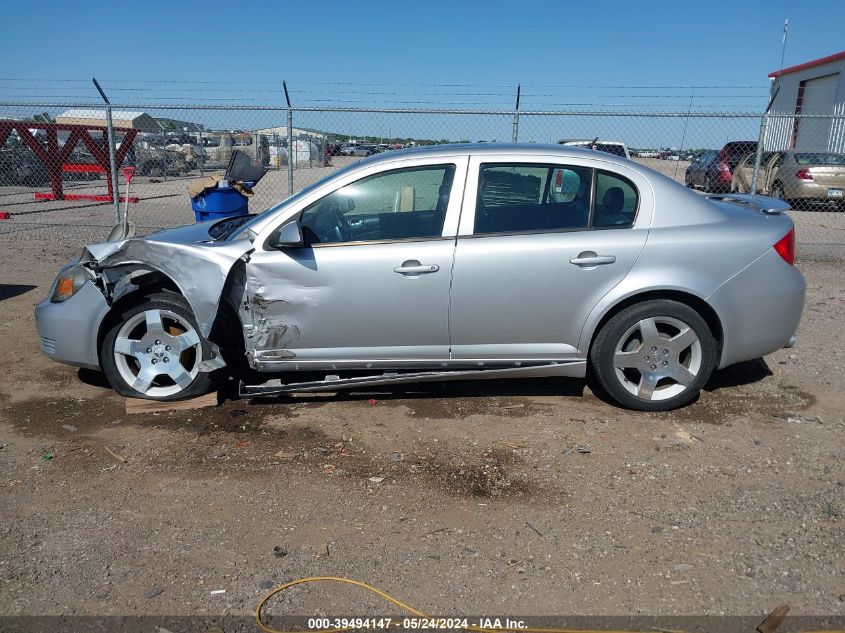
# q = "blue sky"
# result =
<box><xmin>1</xmin><ymin>1</ymin><xmax>844</xmax><ymax>146</ymax></box>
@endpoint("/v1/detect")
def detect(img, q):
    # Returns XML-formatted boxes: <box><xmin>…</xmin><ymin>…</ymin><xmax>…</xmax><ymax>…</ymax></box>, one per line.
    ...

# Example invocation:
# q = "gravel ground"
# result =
<box><xmin>0</xmin><ymin>187</ymin><xmax>843</xmax><ymax>624</ymax></box>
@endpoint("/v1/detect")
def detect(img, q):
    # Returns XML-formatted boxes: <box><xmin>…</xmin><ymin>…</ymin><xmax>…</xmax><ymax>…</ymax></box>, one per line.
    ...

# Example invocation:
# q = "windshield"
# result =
<box><xmin>794</xmin><ymin>152</ymin><xmax>845</xmax><ymax>166</ymax></box>
<box><xmin>226</xmin><ymin>161</ymin><xmax>362</xmax><ymax>240</ymax></box>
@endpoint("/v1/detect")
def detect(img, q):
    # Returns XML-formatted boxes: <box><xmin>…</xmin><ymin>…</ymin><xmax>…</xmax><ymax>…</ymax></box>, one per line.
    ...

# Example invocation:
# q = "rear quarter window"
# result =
<box><xmin>593</xmin><ymin>170</ymin><xmax>638</xmax><ymax>228</ymax></box>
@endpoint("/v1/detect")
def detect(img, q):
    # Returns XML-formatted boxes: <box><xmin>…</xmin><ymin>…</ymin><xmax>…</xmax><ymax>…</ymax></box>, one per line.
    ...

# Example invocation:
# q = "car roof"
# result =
<box><xmin>560</xmin><ymin>139</ymin><xmax>626</xmax><ymax>145</ymax></box>
<box><xmin>355</xmin><ymin>142</ymin><xmax>634</xmax><ymax>167</ymax></box>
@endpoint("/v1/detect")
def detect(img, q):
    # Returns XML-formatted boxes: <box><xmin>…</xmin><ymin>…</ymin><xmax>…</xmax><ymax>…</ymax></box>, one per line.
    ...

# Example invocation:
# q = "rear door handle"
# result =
<box><xmin>394</xmin><ymin>261</ymin><xmax>440</xmax><ymax>275</ymax></box>
<box><xmin>569</xmin><ymin>252</ymin><xmax>616</xmax><ymax>267</ymax></box>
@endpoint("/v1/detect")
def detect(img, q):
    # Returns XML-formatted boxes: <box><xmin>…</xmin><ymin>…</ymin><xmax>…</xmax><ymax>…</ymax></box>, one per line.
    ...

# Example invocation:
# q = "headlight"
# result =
<box><xmin>51</xmin><ymin>265</ymin><xmax>92</xmax><ymax>303</ymax></box>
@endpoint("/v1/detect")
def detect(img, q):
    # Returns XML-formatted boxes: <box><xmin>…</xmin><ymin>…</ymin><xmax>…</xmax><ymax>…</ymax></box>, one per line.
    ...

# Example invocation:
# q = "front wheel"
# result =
<box><xmin>100</xmin><ymin>291</ymin><xmax>214</xmax><ymax>400</ymax></box>
<box><xmin>590</xmin><ymin>300</ymin><xmax>718</xmax><ymax>411</ymax></box>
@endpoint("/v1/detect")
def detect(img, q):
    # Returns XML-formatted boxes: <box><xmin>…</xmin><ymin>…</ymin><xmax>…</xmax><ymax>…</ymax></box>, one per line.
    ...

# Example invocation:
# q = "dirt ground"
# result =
<box><xmin>0</xmin><ymin>210</ymin><xmax>844</xmax><ymax>625</ymax></box>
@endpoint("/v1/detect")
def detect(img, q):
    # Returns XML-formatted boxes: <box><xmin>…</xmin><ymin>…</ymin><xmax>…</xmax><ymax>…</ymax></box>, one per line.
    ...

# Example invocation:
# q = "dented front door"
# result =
<box><xmin>242</xmin><ymin>157</ymin><xmax>467</xmax><ymax>366</ymax></box>
<box><xmin>244</xmin><ymin>240</ymin><xmax>455</xmax><ymax>364</ymax></box>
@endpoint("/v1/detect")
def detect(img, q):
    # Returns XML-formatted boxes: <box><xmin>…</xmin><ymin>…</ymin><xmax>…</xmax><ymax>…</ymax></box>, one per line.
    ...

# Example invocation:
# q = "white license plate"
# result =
<box><xmin>828</xmin><ymin>188</ymin><xmax>844</xmax><ymax>198</ymax></box>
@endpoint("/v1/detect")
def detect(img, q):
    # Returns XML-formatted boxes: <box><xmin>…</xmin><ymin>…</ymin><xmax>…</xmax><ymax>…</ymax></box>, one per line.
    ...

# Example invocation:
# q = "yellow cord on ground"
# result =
<box><xmin>255</xmin><ymin>575</ymin><xmax>657</xmax><ymax>633</ymax></box>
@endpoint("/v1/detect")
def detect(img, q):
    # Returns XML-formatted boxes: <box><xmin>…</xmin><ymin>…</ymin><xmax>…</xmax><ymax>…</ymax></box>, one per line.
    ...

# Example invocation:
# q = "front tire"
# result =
<box><xmin>100</xmin><ymin>291</ymin><xmax>214</xmax><ymax>400</ymax></box>
<box><xmin>590</xmin><ymin>300</ymin><xmax>717</xmax><ymax>411</ymax></box>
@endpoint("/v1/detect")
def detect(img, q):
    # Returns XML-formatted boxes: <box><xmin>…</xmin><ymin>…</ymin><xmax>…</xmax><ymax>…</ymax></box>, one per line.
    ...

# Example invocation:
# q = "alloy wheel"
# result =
<box><xmin>112</xmin><ymin>308</ymin><xmax>201</xmax><ymax>397</ymax></box>
<box><xmin>612</xmin><ymin>316</ymin><xmax>702</xmax><ymax>401</ymax></box>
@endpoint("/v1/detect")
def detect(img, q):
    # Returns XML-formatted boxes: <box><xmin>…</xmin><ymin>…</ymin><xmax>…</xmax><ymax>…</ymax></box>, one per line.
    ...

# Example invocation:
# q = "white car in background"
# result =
<box><xmin>559</xmin><ymin>139</ymin><xmax>631</xmax><ymax>160</ymax></box>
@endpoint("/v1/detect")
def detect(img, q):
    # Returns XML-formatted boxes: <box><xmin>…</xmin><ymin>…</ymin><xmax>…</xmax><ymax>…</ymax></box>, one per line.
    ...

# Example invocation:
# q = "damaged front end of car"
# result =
<box><xmin>35</xmin><ymin>223</ymin><xmax>256</xmax><ymax>374</ymax></box>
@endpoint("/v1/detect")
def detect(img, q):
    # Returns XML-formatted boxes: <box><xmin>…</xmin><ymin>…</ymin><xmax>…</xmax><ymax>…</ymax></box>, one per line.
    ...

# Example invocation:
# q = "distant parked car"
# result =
<box><xmin>0</xmin><ymin>148</ymin><xmax>49</xmax><ymax>186</ymax></box>
<box><xmin>339</xmin><ymin>145</ymin><xmax>359</xmax><ymax>156</ymax></box>
<box><xmin>684</xmin><ymin>150</ymin><xmax>719</xmax><ymax>190</ymax></box>
<box><xmin>351</xmin><ymin>145</ymin><xmax>377</xmax><ymax>157</ymax></box>
<box><xmin>685</xmin><ymin>142</ymin><xmax>756</xmax><ymax>193</ymax></box>
<box><xmin>559</xmin><ymin>139</ymin><xmax>631</xmax><ymax>160</ymax></box>
<box><xmin>732</xmin><ymin>150</ymin><xmax>845</xmax><ymax>211</ymax></box>
<box><xmin>36</xmin><ymin>144</ymin><xmax>804</xmax><ymax>411</ymax></box>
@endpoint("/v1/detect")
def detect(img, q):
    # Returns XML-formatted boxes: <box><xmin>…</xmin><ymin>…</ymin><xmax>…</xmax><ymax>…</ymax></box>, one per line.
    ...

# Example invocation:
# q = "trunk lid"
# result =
<box><xmin>808</xmin><ymin>166</ymin><xmax>845</xmax><ymax>187</ymax></box>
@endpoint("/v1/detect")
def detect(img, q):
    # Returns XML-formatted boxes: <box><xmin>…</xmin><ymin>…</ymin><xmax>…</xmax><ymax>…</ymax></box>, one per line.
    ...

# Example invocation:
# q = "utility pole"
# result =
<box><xmin>780</xmin><ymin>19</ymin><xmax>789</xmax><ymax>70</ymax></box>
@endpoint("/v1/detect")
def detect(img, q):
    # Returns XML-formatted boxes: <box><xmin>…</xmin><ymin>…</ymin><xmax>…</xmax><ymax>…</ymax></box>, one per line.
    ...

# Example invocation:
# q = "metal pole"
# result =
<box><xmin>511</xmin><ymin>84</ymin><xmax>521</xmax><ymax>143</ymax></box>
<box><xmin>198</xmin><ymin>129</ymin><xmax>205</xmax><ymax>177</ymax></box>
<box><xmin>93</xmin><ymin>78</ymin><xmax>120</xmax><ymax>223</ymax></box>
<box><xmin>751</xmin><ymin>86</ymin><xmax>780</xmax><ymax>194</ymax></box>
<box><xmin>750</xmin><ymin>116</ymin><xmax>768</xmax><ymax>194</ymax></box>
<box><xmin>673</xmin><ymin>91</ymin><xmax>694</xmax><ymax>182</ymax></box>
<box><xmin>780</xmin><ymin>19</ymin><xmax>789</xmax><ymax>70</ymax></box>
<box><xmin>284</xmin><ymin>81</ymin><xmax>293</xmax><ymax>195</ymax></box>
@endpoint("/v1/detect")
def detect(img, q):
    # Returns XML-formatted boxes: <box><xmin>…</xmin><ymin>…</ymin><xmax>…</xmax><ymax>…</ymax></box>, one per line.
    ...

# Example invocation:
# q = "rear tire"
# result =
<box><xmin>590</xmin><ymin>300</ymin><xmax>718</xmax><ymax>411</ymax></box>
<box><xmin>100</xmin><ymin>291</ymin><xmax>214</xmax><ymax>401</ymax></box>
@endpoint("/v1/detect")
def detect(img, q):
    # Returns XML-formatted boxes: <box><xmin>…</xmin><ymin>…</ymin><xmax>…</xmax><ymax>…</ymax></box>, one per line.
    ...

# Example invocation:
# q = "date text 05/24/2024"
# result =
<box><xmin>306</xmin><ymin>618</ymin><xmax>528</xmax><ymax>630</ymax></box>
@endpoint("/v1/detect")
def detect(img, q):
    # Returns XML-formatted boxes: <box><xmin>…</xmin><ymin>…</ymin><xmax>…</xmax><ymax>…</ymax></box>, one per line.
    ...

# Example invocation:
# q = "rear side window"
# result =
<box><xmin>725</xmin><ymin>142</ymin><xmax>757</xmax><ymax>161</ymax></box>
<box><xmin>595</xmin><ymin>143</ymin><xmax>626</xmax><ymax>157</ymax></box>
<box><xmin>475</xmin><ymin>164</ymin><xmax>592</xmax><ymax>235</ymax></box>
<box><xmin>473</xmin><ymin>164</ymin><xmax>639</xmax><ymax>234</ymax></box>
<box><xmin>794</xmin><ymin>152</ymin><xmax>845</xmax><ymax>165</ymax></box>
<box><xmin>593</xmin><ymin>171</ymin><xmax>638</xmax><ymax>227</ymax></box>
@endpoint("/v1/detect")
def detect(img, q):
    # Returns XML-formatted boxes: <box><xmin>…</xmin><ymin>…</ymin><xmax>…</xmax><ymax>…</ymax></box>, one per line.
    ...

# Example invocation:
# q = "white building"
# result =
<box><xmin>255</xmin><ymin>126</ymin><xmax>327</xmax><ymax>140</ymax></box>
<box><xmin>765</xmin><ymin>50</ymin><xmax>845</xmax><ymax>152</ymax></box>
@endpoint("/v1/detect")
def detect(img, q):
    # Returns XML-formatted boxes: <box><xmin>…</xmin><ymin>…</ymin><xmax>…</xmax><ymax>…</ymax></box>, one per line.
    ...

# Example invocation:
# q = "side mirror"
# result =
<box><xmin>269</xmin><ymin>219</ymin><xmax>303</xmax><ymax>249</ymax></box>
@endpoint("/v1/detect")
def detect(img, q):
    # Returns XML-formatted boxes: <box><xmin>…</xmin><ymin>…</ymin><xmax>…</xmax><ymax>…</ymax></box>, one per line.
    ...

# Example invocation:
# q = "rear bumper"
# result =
<box><xmin>708</xmin><ymin>248</ymin><xmax>805</xmax><ymax>369</ymax></box>
<box><xmin>785</xmin><ymin>181</ymin><xmax>844</xmax><ymax>200</ymax></box>
<box><xmin>35</xmin><ymin>281</ymin><xmax>110</xmax><ymax>371</ymax></box>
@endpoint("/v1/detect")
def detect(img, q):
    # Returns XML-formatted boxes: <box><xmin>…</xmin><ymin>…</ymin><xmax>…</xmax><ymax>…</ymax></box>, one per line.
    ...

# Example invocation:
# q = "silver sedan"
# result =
<box><xmin>35</xmin><ymin>144</ymin><xmax>805</xmax><ymax>411</ymax></box>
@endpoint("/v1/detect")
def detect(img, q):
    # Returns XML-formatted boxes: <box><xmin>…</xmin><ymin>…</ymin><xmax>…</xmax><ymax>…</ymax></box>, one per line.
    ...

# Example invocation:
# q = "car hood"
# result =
<box><xmin>83</xmin><ymin>220</ymin><xmax>221</xmax><ymax>261</ymax></box>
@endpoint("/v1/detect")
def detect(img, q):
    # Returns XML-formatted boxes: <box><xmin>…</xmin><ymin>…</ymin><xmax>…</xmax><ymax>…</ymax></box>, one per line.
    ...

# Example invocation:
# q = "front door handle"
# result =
<box><xmin>394</xmin><ymin>260</ymin><xmax>440</xmax><ymax>275</ymax></box>
<box><xmin>569</xmin><ymin>252</ymin><xmax>616</xmax><ymax>267</ymax></box>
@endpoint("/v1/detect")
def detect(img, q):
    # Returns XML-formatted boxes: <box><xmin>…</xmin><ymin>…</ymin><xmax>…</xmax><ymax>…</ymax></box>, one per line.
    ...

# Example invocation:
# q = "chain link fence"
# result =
<box><xmin>1</xmin><ymin>101</ymin><xmax>844</xmax><ymax>243</ymax></box>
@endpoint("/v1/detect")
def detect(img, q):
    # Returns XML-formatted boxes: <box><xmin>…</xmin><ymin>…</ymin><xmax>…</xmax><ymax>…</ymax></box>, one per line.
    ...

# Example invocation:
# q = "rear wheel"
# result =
<box><xmin>590</xmin><ymin>300</ymin><xmax>718</xmax><ymax>411</ymax></box>
<box><xmin>100</xmin><ymin>291</ymin><xmax>214</xmax><ymax>400</ymax></box>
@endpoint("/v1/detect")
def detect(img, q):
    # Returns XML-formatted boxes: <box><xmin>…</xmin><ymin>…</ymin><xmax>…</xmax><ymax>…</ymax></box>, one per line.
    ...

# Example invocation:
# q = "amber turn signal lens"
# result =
<box><xmin>55</xmin><ymin>277</ymin><xmax>74</xmax><ymax>299</ymax></box>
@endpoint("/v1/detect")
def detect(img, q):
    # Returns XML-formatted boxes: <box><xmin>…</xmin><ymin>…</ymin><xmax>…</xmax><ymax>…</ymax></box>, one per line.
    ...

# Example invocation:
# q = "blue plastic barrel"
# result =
<box><xmin>191</xmin><ymin>184</ymin><xmax>248</xmax><ymax>222</ymax></box>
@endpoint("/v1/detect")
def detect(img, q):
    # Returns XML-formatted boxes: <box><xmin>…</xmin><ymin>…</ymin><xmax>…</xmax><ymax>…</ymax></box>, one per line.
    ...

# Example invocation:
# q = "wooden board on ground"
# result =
<box><xmin>125</xmin><ymin>391</ymin><xmax>219</xmax><ymax>414</ymax></box>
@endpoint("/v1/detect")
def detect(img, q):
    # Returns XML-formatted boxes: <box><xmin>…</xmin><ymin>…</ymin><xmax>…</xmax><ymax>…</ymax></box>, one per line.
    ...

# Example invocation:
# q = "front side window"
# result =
<box><xmin>475</xmin><ymin>164</ymin><xmax>593</xmax><ymax>234</ymax></box>
<box><xmin>300</xmin><ymin>164</ymin><xmax>455</xmax><ymax>244</ymax></box>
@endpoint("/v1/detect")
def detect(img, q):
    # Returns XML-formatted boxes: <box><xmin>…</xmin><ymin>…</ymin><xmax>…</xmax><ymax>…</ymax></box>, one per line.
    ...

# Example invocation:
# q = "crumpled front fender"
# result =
<box><xmin>81</xmin><ymin>235</ymin><xmax>254</xmax><ymax>339</ymax></box>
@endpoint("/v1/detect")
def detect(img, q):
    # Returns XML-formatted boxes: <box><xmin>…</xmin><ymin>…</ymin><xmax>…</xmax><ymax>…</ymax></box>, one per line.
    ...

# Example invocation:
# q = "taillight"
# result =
<box><xmin>795</xmin><ymin>168</ymin><xmax>813</xmax><ymax>180</ymax></box>
<box><xmin>773</xmin><ymin>228</ymin><xmax>795</xmax><ymax>265</ymax></box>
<box><xmin>718</xmin><ymin>150</ymin><xmax>730</xmax><ymax>173</ymax></box>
